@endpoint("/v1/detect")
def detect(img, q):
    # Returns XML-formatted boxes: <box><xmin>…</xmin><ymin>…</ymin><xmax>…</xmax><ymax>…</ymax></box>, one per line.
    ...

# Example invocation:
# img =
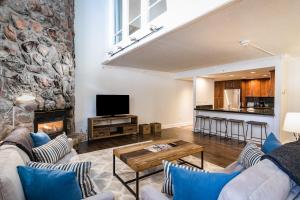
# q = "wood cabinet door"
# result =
<box><xmin>214</xmin><ymin>98</ymin><xmax>224</xmax><ymax>109</ymax></box>
<box><xmin>232</xmin><ymin>80</ymin><xmax>241</xmax><ymax>89</ymax></box>
<box><xmin>245</xmin><ymin>80</ymin><xmax>253</xmax><ymax>97</ymax></box>
<box><xmin>269</xmin><ymin>70</ymin><xmax>275</xmax><ymax>97</ymax></box>
<box><xmin>260</xmin><ymin>79</ymin><xmax>270</xmax><ymax>97</ymax></box>
<box><xmin>225</xmin><ymin>81</ymin><xmax>233</xmax><ymax>89</ymax></box>
<box><xmin>252</xmin><ymin>80</ymin><xmax>261</xmax><ymax>96</ymax></box>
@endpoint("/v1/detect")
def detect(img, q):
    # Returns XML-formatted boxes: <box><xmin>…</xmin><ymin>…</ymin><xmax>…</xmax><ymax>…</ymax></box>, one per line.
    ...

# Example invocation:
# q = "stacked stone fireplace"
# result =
<box><xmin>0</xmin><ymin>0</ymin><xmax>75</xmax><ymax>139</ymax></box>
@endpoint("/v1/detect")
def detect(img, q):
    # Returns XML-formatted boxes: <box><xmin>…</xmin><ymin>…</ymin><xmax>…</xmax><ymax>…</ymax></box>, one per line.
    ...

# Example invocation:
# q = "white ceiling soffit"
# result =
<box><xmin>105</xmin><ymin>0</ymin><xmax>300</xmax><ymax>72</ymax></box>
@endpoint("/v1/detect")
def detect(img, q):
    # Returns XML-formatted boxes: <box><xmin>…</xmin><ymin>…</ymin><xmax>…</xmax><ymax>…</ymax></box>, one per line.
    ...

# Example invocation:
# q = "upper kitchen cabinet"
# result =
<box><xmin>260</xmin><ymin>79</ymin><xmax>270</xmax><ymax>97</ymax></box>
<box><xmin>269</xmin><ymin>70</ymin><xmax>275</xmax><ymax>97</ymax></box>
<box><xmin>245</xmin><ymin>79</ymin><xmax>261</xmax><ymax>97</ymax></box>
<box><xmin>224</xmin><ymin>80</ymin><xmax>241</xmax><ymax>89</ymax></box>
<box><xmin>214</xmin><ymin>81</ymin><xmax>225</xmax><ymax>109</ymax></box>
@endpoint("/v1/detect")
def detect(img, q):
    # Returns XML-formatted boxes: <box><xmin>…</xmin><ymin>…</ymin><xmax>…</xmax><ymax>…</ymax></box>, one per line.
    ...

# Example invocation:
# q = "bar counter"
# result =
<box><xmin>194</xmin><ymin>107</ymin><xmax>274</xmax><ymax>116</ymax></box>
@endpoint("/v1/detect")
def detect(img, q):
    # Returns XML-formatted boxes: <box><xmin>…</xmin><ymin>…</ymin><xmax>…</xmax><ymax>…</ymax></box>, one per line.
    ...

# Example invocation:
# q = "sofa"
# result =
<box><xmin>141</xmin><ymin>160</ymin><xmax>300</xmax><ymax>200</ymax></box>
<box><xmin>0</xmin><ymin>140</ymin><xmax>114</xmax><ymax>200</ymax></box>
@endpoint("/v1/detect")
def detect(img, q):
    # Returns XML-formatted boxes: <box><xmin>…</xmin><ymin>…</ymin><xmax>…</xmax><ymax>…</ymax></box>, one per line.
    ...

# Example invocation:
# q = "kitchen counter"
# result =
<box><xmin>194</xmin><ymin>107</ymin><xmax>274</xmax><ymax>116</ymax></box>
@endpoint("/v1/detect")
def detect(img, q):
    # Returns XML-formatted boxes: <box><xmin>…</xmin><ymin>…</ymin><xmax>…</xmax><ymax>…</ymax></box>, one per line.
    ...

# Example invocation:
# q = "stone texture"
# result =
<box><xmin>4</xmin><ymin>25</ymin><xmax>17</xmax><ymax>41</ymax></box>
<box><xmin>0</xmin><ymin>0</ymin><xmax>75</xmax><ymax>139</ymax></box>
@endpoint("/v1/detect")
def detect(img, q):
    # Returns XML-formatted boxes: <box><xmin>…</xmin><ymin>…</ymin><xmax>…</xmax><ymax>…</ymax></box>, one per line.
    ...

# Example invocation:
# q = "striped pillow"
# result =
<box><xmin>32</xmin><ymin>133</ymin><xmax>71</xmax><ymax>163</ymax></box>
<box><xmin>238</xmin><ymin>142</ymin><xmax>264</xmax><ymax>169</ymax></box>
<box><xmin>27</xmin><ymin>161</ymin><xmax>97</xmax><ymax>198</ymax></box>
<box><xmin>161</xmin><ymin>160</ymin><xmax>207</xmax><ymax>196</ymax></box>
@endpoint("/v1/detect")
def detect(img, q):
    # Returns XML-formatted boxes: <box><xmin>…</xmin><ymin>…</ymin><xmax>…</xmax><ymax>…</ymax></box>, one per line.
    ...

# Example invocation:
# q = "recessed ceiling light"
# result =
<box><xmin>242</xmin><ymin>76</ymin><xmax>247</xmax><ymax>79</ymax></box>
<box><xmin>250</xmin><ymin>72</ymin><xmax>256</xmax><ymax>74</ymax></box>
<box><xmin>263</xmin><ymin>74</ymin><xmax>268</xmax><ymax>77</ymax></box>
<box><xmin>229</xmin><ymin>75</ymin><xmax>234</xmax><ymax>77</ymax></box>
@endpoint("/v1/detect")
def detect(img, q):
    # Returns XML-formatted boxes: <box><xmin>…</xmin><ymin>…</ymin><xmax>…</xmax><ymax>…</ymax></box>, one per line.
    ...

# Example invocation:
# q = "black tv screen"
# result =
<box><xmin>96</xmin><ymin>95</ymin><xmax>129</xmax><ymax>116</ymax></box>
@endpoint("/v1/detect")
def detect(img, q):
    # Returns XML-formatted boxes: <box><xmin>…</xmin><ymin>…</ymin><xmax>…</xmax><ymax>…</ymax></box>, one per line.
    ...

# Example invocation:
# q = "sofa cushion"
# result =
<box><xmin>30</xmin><ymin>132</ymin><xmax>51</xmax><ymax>147</ymax></box>
<box><xmin>32</xmin><ymin>133</ymin><xmax>71</xmax><ymax>163</ymax></box>
<box><xmin>0</xmin><ymin>147</ymin><xmax>26</xmax><ymax>200</ymax></box>
<box><xmin>17</xmin><ymin>166</ymin><xmax>82</xmax><ymax>200</ymax></box>
<box><xmin>218</xmin><ymin>159</ymin><xmax>292</xmax><ymax>200</ymax></box>
<box><xmin>27</xmin><ymin>161</ymin><xmax>97</xmax><ymax>198</ymax></box>
<box><xmin>238</xmin><ymin>142</ymin><xmax>264</xmax><ymax>169</ymax></box>
<box><xmin>262</xmin><ymin>132</ymin><xmax>281</xmax><ymax>154</ymax></box>
<box><xmin>170</xmin><ymin>166</ymin><xmax>240</xmax><ymax>200</ymax></box>
<box><xmin>161</xmin><ymin>160</ymin><xmax>203</xmax><ymax>196</ymax></box>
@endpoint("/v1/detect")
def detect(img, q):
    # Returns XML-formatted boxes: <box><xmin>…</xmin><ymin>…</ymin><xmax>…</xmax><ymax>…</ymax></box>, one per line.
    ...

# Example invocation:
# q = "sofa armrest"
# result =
<box><xmin>83</xmin><ymin>192</ymin><xmax>114</xmax><ymax>200</ymax></box>
<box><xmin>220</xmin><ymin>161</ymin><xmax>244</xmax><ymax>174</ymax></box>
<box><xmin>141</xmin><ymin>186</ymin><xmax>170</xmax><ymax>200</ymax></box>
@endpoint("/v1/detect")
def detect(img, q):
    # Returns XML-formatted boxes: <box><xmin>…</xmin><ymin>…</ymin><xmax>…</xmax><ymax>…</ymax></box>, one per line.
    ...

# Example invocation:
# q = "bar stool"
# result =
<box><xmin>194</xmin><ymin>115</ymin><xmax>211</xmax><ymax>135</ymax></box>
<box><xmin>227</xmin><ymin>119</ymin><xmax>246</xmax><ymax>143</ymax></box>
<box><xmin>209</xmin><ymin>117</ymin><xmax>228</xmax><ymax>139</ymax></box>
<box><xmin>246</xmin><ymin>121</ymin><xmax>268</xmax><ymax>146</ymax></box>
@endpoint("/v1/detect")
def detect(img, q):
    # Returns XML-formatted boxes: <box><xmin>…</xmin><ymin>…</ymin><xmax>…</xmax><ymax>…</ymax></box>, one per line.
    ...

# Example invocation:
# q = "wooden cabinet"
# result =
<box><xmin>245</xmin><ymin>79</ymin><xmax>261</xmax><ymax>97</ymax></box>
<box><xmin>269</xmin><ymin>70</ymin><xmax>275</xmax><ymax>97</ymax></box>
<box><xmin>88</xmin><ymin>115</ymin><xmax>138</xmax><ymax>141</ymax></box>
<box><xmin>260</xmin><ymin>79</ymin><xmax>270</xmax><ymax>97</ymax></box>
<box><xmin>214</xmin><ymin>81</ymin><xmax>225</xmax><ymax>109</ymax></box>
<box><xmin>225</xmin><ymin>80</ymin><xmax>241</xmax><ymax>89</ymax></box>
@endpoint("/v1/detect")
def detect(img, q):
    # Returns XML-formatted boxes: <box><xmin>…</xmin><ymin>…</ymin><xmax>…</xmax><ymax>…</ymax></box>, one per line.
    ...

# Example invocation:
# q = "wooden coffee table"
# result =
<box><xmin>113</xmin><ymin>139</ymin><xmax>204</xmax><ymax>199</ymax></box>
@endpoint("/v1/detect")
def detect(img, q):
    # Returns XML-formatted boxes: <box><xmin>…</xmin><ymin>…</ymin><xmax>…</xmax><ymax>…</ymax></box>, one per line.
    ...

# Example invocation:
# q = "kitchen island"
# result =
<box><xmin>194</xmin><ymin>107</ymin><xmax>274</xmax><ymax>116</ymax></box>
<box><xmin>194</xmin><ymin>106</ymin><xmax>276</xmax><ymax>140</ymax></box>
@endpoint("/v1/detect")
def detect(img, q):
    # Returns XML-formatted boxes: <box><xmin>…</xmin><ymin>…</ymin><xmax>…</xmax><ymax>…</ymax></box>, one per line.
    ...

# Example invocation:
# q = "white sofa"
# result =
<box><xmin>0</xmin><ymin>142</ymin><xmax>114</xmax><ymax>200</ymax></box>
<box><xmin>141</xmin><ymin>160</ymin><xmax>300</xmax><ymax>200</ymax></box>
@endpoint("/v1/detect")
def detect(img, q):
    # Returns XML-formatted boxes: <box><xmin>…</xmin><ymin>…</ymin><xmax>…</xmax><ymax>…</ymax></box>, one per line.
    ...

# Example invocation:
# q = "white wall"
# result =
<box><xmin>196</xmin><ymin>78</ymin><xmax>214</xmax><ymax>105</ymax></box>
<box><xmin>282</xmin><ymin>56</ymin><xmax>300</xmax><ymax>142</ymax></box>
<box><xmin>74</xmin><ymin>0</ymin><xmax>193</xmax><ymax>133</ymax></box>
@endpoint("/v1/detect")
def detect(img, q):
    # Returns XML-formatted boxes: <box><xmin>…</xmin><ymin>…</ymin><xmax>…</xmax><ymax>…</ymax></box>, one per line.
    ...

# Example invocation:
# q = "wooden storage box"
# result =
<box><xmin>150</xmin><ymin>123</ymin><xmax>161</xmax><ymax>134</ymax></box>
<box><xmin>139</xmin><ymin>124</ymin><xmax>151</xmax><ymax>135</ymax></box>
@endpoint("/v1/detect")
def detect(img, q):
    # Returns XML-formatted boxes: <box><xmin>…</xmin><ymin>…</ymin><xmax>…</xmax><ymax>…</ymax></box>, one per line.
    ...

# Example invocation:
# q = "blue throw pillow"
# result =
<box><xmin>262</xmin><ymin>132</ymin><xmax>282</xmax><ymax>154</ymax></box>
<box><xmin>17</xmin><ymin>166</ymin><xmax>82</xmax><ymax>200</ymax></box>
<box><xmin>170</xmin><ymin>166</ymin><xmax>240</xmax><ymax>200</ymax></box>
<box><xmin>30</xmin><ymin>132</ymin><xmax>51</xmax><ymax>147</ymax></box>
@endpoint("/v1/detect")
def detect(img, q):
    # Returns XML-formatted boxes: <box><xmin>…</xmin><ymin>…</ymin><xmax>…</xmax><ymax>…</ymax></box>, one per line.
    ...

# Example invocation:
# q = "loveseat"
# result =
<box><xmin>0</xmin><ymin>140</ymin><xmax>114</xmax><ymax>200</ymax></box>
<box><xmin>141</xmin><ymin>160</ymin><xmax>300</xmax><ymax>200</ymax></box>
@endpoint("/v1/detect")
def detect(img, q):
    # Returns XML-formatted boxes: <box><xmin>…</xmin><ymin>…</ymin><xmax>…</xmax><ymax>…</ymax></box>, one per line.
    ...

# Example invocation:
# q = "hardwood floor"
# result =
<box><xmin>78</xmin><ymin>126</ymin><xmax>245</xmax><ymax>168</ymax></box>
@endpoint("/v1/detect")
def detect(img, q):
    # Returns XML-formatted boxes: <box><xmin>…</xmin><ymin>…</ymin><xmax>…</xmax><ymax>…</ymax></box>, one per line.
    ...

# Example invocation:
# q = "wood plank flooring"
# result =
<box><xmin>78</xmin><ymin>126</ymin><xmax>245</xmax><ymax>168</ymax></box>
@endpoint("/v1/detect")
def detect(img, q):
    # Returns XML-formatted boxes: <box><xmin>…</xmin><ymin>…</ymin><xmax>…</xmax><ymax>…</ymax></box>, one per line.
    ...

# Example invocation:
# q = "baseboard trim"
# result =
<box><xmin>162</xmin><ymin>122</ymin><xmax>192</xmax><ymax>129</ymax></box>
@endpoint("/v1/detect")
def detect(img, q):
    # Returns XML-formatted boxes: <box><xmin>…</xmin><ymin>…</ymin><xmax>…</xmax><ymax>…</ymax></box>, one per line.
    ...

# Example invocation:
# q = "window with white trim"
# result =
<box><xmin>129</xmin><ymin>0</ymin><xmax>141</xmax><ymax>35</ymax></box>
<box><xmin>114</xmin><ymin>0</ymin><xmax>123</xmax><ymax>44</ymax></box>
<box><xmin>148</xmin><ymin>0</ymin><xmax>167</xmax><ymax>22</ymax></box>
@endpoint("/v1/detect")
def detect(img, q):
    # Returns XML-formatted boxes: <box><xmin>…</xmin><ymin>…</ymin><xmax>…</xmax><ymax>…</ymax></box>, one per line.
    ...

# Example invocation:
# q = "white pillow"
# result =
<box><xmin>218</xmin><ymin>159</ymin><xmax>291</xmax><ymax>200</ymax></box>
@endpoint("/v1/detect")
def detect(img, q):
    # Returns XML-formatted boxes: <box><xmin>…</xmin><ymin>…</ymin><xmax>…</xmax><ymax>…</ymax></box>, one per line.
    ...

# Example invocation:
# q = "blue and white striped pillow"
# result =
<box><xmin>32</xmin><ymin>133</ymin><xmax>71</xmax><ymax>163</ymax></box>
<box><xmin>238</xmin><ymin>142</ymin><xmax>264</xmax><ymax>169</ymax></box>
<box><xmin>27</xmin><ymin>161</ymin><xmax>97</xmax><ymax>198</ymax></box>
<box><xmin>161</xmin><ymin>160</ymin><xmax>208</xmax><ymax>196</ymax></box>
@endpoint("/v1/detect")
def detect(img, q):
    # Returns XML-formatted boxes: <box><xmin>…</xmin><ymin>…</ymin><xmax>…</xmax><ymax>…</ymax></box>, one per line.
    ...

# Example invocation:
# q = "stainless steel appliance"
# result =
<box><xmin>223</xmin><ymin>89</ymin><xmax>241</xmax><ymax>110</ymax></box>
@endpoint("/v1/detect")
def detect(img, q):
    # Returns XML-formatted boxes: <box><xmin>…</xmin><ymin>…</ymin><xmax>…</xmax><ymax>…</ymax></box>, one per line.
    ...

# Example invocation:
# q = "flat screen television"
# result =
<box><xmin>96</xmin><ymin>95</ymin><xmax>129</xmax><ymax>116</ymax></box>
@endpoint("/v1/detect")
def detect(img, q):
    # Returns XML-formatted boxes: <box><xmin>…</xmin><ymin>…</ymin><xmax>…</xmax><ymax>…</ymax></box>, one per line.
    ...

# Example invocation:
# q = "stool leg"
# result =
<box><xmin>251</xmin><ymin>124</ymin><xmax>253</xmax><ymax>141</ymax></box>
<box><xmin>246</xmin><ymin>123</ymin><xmax>249</xmax><ymax>141</ymax></box>
<box><xmin>242</xmin><ymin>123</ymin><xmax>246</xmax><ymax>143</ymax></box>
<box><xmin>194</xmin><ymin>118</ymin><xmax>197</xmax><ymax>132</ymax></box>
<box><xmin>225</xmin><ymin>121</ymin><xmax>228</xmax><ymax>139</ymax></box>
<box><xmin>261</xmin><ymin>125</ymin><xmax>263</xmax><ymax>146</ymax></box>
<box><xmin>238</xmin><ymin>123</ymin><xmax>240</xmax><ymax>143</ymax></box>
<box><xmin>231</xmin><ymin>122</ymin><xmax>233</xmax><ymax>140</ymax></box>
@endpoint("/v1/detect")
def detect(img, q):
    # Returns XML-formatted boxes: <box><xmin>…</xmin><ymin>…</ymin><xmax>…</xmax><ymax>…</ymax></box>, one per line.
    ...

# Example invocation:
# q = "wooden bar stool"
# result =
<box><xmin>209</xmin><ymin>117</ymin><xmax>228</xmax><ymax>139</ymax></box>
<box><xmin>246</xmin><ymin>121</ymin><xmax>268</xmax><ymax>145</ymax></box>
<box><xmin>227</xmin><ymin>119</ymin><xmax>246</xmax><ymax>143</ymax></box>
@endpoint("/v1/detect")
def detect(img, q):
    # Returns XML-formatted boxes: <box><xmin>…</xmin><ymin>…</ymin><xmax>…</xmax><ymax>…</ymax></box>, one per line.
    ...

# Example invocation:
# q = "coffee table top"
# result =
<box><xmin>113</xmin><ymin>139</ymin><xmax>204</xmax><ymax>172</ymax></box>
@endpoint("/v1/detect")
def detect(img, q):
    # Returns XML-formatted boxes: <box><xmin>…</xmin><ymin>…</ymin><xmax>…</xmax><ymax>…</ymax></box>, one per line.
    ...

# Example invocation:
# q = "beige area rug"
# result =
<box><xmin>71</xmin><ymin>142</ymin><xmax>223</xmax><ymax>200</ymax></box>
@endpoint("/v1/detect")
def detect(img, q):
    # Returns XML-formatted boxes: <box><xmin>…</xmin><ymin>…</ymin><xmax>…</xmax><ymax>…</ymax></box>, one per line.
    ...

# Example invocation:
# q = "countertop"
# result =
<box><xmin>194</xmin><ymin>107</ymin><xmax>274</xmax><ymax>116</ymax></box>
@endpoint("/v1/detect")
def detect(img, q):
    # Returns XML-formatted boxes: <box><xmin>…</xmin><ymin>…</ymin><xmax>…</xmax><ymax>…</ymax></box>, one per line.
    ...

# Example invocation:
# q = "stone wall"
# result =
<box><xmin>0</xmin><ymin>0</ymin><xmax>75</xmax><ymax>139</ymax></box>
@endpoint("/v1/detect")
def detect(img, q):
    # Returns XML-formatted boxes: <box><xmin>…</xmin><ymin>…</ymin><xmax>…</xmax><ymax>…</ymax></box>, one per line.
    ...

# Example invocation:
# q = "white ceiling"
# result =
<box><xmin>202</xmin><ymin>67</ymin><xmax>275</xmax><ymax>81</ymax></box>
<box><xmin>105</xmin><ymin>0</ymin><xmax>300</xmax><ymax>72</ymax></box>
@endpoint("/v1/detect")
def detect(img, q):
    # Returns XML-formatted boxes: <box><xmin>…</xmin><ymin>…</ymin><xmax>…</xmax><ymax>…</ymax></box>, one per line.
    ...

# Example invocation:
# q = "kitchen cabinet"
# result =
<box><xmin>269</xmin><ymin>70</ymin><xmax>275</xmax><ymax>97</ymax></box>
<box><xmin>245</xmin><ymin>79</ymin><xmax>261</xmax><ymax>97</ymax></box>
<box><xmin>260</xmin><ymin>79</ymin><xmax>270</xmax><ymax>97</ymax></box>
<box><xmin>225</xmin><ymin>80</ymin><xmax>241</xmax><ymax>89</ymax></box>
<box><xmin>214</xmin><ymin>81</ymin><xmax>225</xmax><ymax>109</ymax></box>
